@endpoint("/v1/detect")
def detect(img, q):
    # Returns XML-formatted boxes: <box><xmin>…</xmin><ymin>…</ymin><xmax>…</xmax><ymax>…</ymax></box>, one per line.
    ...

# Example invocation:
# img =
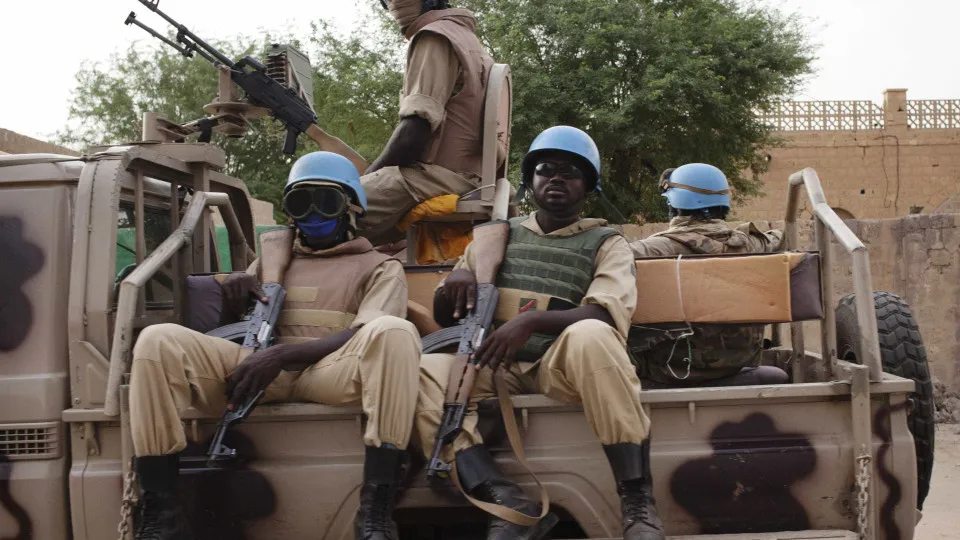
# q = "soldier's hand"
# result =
<box><xmin>219</xmin><ymin>273</ymin><xmax>268</xmax><ymax>320</ymax></box>
<box><xmin>475</xmin><ymin>312</ymin><xmax>538</xmax><ymax>372</ymax></box>
<box><xmin>442</xmin><ymin>269</ymin><xmax>478</xmax><ymax>319</ymax></box>
<box><xmin>224</xmin><ymin>347</ymin><xmax>285</xmax><ymax>411</ymax></box>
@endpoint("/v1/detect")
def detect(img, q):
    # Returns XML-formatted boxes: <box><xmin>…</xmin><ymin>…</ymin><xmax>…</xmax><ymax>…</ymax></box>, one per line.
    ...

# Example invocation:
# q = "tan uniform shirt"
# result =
<box><xmin>440</xmin><ymin>213</ymin><xmax>637</xmax><ymax>340</ymax></box>
<box><xmin>399</xmin><ymin>34</ymin><xmax>460</xmax><ymax>132</ymax></box>
<box><xmin>350</xmin><ymin>258</ymin><xmax>409</xmax><ymax>328</ymax></box>
<box><xmin>630</xmin><ymin>217</ymin><xmax>784</xmax><ymax>258</ymax></box>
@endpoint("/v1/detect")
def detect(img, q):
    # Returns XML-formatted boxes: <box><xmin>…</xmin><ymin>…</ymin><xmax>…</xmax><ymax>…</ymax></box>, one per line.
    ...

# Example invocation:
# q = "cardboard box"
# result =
<box><xmin>632</xmin><ymin>252</ymin><xmax>822</xmax><ymax>324</ymax></box>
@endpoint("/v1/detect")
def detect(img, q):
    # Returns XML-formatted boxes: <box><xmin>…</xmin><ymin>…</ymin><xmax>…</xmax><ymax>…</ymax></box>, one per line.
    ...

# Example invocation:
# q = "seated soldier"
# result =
<box><xmin>357</xmin><ymin>0</ymin><xmax>497</xmax><ymax>244</ymax></box>
<box><xmin>629</xmin><ymin>163</ymin><xmax>787</xmax><ymax>387</ymax></box>
<box><xmin>128</xmin><ymin>152</ymin><xmax>421</xmax><ymax>540</ymax></box>
<box><xmin>417</xmin><ymin>126</ymin><xmax>665</xmax><ymax>540</ymax></box>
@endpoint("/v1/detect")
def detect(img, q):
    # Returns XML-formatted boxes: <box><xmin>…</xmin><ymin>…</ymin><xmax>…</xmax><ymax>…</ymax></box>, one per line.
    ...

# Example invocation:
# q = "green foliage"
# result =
<box><xmin>461</xmin><ymin>0</ymin><xmax>813</xmax><ymax>221</ymax></box>
<box><xmin>61</xmin><ymin>0</ymin><xmax>812</xmax><ymax>223</ymax></box>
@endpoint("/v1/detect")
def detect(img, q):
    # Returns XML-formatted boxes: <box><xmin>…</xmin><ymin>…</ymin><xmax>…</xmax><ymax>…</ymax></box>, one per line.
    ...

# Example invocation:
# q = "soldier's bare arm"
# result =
<box><xmin>365</xmin><ymin>116</ymin><xmax>432</xmax><ymax>174</ymax></box>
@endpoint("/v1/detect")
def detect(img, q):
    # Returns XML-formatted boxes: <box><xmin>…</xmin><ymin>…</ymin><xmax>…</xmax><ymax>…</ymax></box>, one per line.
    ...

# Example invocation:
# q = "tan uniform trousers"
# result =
<box><xmin>356</xmin><ymin>163</ymin><xmax>480</xmax><ymax>245</ymax></box>
<box><xmin>416</xmin><ymin>319</ymin><xmax>650</xmax><ymax>461</ymax></box>
<box><xmin>130</xmin><ymin>316</ymin><xmax>421</xmax><ymax>457</ymax></box>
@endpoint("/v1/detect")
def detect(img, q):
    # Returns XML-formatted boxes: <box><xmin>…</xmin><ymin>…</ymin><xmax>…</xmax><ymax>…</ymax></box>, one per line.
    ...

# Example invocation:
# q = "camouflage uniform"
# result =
<box><xmin>629</xmin><ymin>217</ymin><xmax>783</xmax><ymax>385</ymax></box>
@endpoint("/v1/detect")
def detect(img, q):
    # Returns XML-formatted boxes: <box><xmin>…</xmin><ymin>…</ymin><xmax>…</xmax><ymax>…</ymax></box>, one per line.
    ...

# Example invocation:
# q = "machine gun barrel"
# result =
<box><xmin>136</xmin><ymin>0</ymin><xmax>234</xmax><ymax>67</ymax></box>
<box><xmin>124</xmin><ymin>12</ymin><xmax>196</xmax><ymax>58</ymax></box>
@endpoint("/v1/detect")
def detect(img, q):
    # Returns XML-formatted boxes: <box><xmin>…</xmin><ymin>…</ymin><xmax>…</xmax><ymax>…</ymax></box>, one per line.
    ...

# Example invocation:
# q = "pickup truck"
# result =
<box><xmin>0</xmin><ymin>143</ymin><xmax>932</xmax><ymax>540</ymax></box>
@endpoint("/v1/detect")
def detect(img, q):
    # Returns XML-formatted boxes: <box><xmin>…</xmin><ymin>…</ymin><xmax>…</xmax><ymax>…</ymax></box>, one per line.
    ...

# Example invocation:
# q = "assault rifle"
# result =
<box><xmin>207</xmin><ymin>282</ymin><xmax>286</xmax><ymax>466</ymax></box>
<box><xmin>124</xmin><ymin>0</ymin><xmax>368</xmax><ymax>171</ymax></box>
<box><xmin>425</xmin><ymin>220</ymin><xmax>510</xmax><ymax>478</ymax></box>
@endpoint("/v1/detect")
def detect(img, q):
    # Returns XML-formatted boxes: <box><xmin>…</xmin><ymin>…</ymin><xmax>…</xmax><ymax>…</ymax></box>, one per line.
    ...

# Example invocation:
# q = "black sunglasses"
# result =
<box><xmin>282</xmin><ymin>186</ymin><xmax>349</xmax><ymax>220</ymax></box>
<box><xmin>534</xmin><ymin>161</ymin><xmax>585</xmax><ymax>181</ymax></box>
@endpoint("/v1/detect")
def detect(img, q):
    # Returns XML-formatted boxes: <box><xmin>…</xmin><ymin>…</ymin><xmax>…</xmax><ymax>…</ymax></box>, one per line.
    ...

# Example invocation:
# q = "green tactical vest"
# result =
<box><xmin>495</xmin><ymin>217</ymin><xmax>620</xmax><ymax>362</ymax></box>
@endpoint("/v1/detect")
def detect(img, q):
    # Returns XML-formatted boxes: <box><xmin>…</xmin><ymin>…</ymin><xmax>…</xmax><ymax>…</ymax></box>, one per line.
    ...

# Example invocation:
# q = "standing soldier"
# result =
<box><xmin>629</xmin><ymin>163</ymin><xmax>787</xmax><ymax>386</ymax></box>
<box><xmin>417</xmin><ymin>127</ymin><xmax>665</xmax><ymax>540</ymax></box>
<box><xmin>128</xmin><ymin>152</ymin><xmax>422</xmax><ymax>540</ymax></box>
<box><xmin>357</xmin><ymin>0</ymin><xmax>496</xmax><ymax>244</ymax></box>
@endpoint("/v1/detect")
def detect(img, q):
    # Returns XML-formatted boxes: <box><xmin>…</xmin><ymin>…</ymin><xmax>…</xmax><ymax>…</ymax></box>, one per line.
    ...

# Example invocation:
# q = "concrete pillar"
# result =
<box><xmin>883</xmin><ymin>88</ymin><xmax>908</xmax><ymax>129</ymax></box>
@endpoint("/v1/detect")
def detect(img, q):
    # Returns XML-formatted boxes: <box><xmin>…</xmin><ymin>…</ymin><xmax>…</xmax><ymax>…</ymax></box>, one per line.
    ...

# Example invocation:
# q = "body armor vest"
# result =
<box><xmin>264</xmin><ymin>235</ymin><xmax>390</xmax><ymax>345</ymax></box>
<box><xmin>495</xmin><ymin>217</ymin><xmax>619</xmax><ymax>362</ymax></box>
<box><xmin>407</xmin><ymin>9</ymin><xmax>493</xmax><ymax>177</ymax></box>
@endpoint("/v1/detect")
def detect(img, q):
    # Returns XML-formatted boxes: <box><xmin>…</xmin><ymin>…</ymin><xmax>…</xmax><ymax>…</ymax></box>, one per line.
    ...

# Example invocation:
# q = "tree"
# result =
<box><xmin>461</xmin><ymin>0</ymin><xmax>813</xmax><ymax>221</ymax></box>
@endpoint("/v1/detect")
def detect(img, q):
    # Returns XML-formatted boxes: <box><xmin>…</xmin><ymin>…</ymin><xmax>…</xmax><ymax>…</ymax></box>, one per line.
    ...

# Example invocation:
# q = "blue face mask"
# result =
<box><xmin>295</xmin><ymin>214</ymin><xmax>341</xmax><ymax>240</ymax></box>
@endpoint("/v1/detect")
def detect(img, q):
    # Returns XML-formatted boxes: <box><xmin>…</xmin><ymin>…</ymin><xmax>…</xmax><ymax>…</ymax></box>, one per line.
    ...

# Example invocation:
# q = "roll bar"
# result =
<box><xmin>784</xmin><ymin>168</ymin><xmax>883</xmax><ymax>382</ymax></box>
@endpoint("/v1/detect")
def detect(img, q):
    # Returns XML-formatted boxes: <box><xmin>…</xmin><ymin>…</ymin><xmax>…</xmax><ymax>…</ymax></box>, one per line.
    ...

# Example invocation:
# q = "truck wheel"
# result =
<box><xmin>206</xmin><ymin>322</ymin><xmax>248</xmax><ymax>343</ymax></box>
<box><xmin>835</xmin><ymin>291</ymin><xmax>935</xmax><ymax>509</ymax></box>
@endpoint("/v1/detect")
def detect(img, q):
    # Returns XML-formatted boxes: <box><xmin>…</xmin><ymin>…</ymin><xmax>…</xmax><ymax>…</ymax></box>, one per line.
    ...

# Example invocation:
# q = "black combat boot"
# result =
<box><xmin>134</xmin><ymin>455</ymin><xmax>194</xmax><ymax>540</ymax></box>
<box><xmin>455</xmin><ymin>445</ymin><xmax>559</xmax><ymax>540</ymax></box>
<box><xmin>355</xmin><ymin>444</ymin><xmax>406</xmax><ymax>540</ymax></box>
<box><xmin>603</xmin><ymin>441</ymin><xmax>665</xmax><ymax>540</ymax></box>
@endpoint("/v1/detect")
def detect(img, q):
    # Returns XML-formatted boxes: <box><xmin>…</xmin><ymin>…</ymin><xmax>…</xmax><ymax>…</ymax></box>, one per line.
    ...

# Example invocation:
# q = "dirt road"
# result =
<box><xmin>915</xmin><ymin>428</ymin><xmax>960</xmax><ymax>539</ymax></box>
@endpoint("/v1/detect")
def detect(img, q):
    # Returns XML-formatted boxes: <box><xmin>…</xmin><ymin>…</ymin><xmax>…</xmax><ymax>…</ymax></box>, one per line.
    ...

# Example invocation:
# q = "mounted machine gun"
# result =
<box><xmin>125</xmin><ymin>0</ymin><xmax>368</xmax><ymax>172</ymax></box>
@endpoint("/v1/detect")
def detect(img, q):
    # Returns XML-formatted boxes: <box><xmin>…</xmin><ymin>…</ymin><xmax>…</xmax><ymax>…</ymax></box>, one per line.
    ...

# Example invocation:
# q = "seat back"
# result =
<box><xmin>420</xmin><ymin>64</ymin><xmax>513</xmax><ymax>218</ymax></box>
<box><xmin>404</xmin><ymin>64</ymin><xmax>514</xmax><ymax>263</ymax></box>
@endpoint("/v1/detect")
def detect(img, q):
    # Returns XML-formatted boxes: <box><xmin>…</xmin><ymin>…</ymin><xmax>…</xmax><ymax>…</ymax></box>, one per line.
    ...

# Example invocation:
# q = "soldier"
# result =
<box><xmin>417</xmin><ymin>127</ymin><xmax>665</xmax><ymax>540</ymax></box>
<box><xmin>128</xmin><ymin>152</ymin><xmax>421</xmax><ymax>540</ymax></box>
<box><xmin>629</xmin><ymin>163</ymin><xmax>787</xmax><ymax>386</ymax></box>
<box><xmin>358</xmin><ymin>0</ymin><xmax>496</xmax><ymax>244</ymax></box>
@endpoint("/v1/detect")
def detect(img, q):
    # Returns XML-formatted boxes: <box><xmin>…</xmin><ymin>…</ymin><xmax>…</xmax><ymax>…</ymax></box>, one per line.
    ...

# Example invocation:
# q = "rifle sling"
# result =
<box><xmin>450</xmin><ymin>370</ymin><xmax>550</xmax><ymax>527</ymax></box>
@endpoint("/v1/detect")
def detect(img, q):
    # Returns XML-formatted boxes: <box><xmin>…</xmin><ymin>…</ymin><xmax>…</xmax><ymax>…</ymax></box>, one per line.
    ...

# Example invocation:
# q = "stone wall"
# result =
<box><xmin>622</xmin><ymin>213</ymin><xmax>960</xmax><ymax>390</ymax></box>
<box><xmin>737</xmin><ymin>90</ymin><xmax>960</xmax><ymax>221</ymax></box>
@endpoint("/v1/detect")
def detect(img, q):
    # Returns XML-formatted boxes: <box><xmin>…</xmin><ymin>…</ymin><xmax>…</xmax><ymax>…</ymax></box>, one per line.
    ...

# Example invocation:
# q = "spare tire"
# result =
<box><xmin>835</xmin><ymin>291</ymin><xmax>935</xmax><ymax>509</ymax></box>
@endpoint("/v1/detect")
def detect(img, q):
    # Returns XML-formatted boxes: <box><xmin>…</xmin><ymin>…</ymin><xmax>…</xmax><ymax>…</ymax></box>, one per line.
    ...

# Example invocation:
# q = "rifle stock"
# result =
<box><xmin>305</xmin><ymin>124</ymin><xmax>369</xmax><ymax>175</ymax></box>
<box><xmin>472</xmin><ymin>220</ymin><xmax>510</xmax><ymax>284</ymax></box>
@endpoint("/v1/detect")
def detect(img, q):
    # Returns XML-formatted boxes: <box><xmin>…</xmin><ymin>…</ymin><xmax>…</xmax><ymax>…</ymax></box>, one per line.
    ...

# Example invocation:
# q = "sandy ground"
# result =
<box><xmin>914</xmin><ymin>427</ymin><xmax>960</xmax><ymax>539</ymax></box>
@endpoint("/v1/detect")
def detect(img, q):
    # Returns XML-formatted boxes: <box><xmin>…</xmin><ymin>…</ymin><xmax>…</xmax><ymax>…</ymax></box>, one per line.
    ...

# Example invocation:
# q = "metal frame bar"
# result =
<box><xmin>786</xmin><ymin>168</ymin><xmax>880</xmax><ymax>539</ymax></box>
<box><xmin>784</xmin><ymin>168</ymin><xmax>882</xmax><ymax>382</ymax></box>
<box><xmin>480</xmin><ymin>64</ymin><xmax>512</xmax><ymax>205</ymax></box>
<box><xmin>104</xmin><ymin>190</ymin><xmax>235</xmax><ymax>417</ymax></box>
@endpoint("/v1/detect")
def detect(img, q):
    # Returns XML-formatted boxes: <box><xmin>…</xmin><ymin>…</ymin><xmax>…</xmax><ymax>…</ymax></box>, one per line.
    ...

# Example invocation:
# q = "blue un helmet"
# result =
<box><xmin>521</xmin><ymin>126</ymin><xmax>602</xmax><ymax>192</ymax></box>
<box><xmin>661</xmin><ymin>163</ymin><xmax>731</xmax><ymax>210</ymax></box>
<box><xmin>286</xmin><ymin>151</ymin><xmax>368</xmax><ymax>215</ymax></box>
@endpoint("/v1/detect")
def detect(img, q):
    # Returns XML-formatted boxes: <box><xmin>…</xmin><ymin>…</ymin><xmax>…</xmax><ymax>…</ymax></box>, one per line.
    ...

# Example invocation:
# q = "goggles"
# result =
<box><xmin>283</xmin><ymin>186</ymin><xmax>349</xmax><ymax>220</ymax></box>
<box><xmin>534</xmin><ymin>161</ymin><xmax>585</xmax><ymax>181</ymax></box>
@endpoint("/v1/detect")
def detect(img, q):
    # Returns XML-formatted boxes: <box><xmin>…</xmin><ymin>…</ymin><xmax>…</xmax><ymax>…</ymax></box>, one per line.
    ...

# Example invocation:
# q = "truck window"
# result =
<box><xmin>115</xmin><ymin>201</ymin><xmax>174</xmax><ymax>308</ymax></box>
